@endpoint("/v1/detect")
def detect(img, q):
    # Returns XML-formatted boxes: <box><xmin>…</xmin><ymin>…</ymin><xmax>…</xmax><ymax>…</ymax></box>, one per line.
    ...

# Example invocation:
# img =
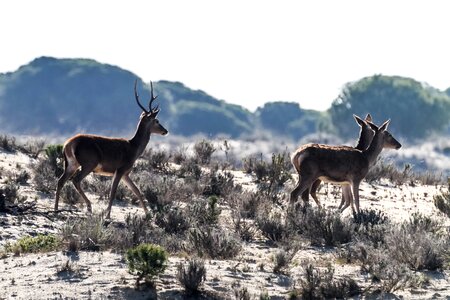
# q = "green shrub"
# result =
<box><xmin>6</xmin><ymin>234</ymin><xmax>60</xmax><ymax>254</ymax></box>
<box><xmin>126</xmin><ymin>243</ymin><xmax>168</xmax><ymax>286</ymax></box>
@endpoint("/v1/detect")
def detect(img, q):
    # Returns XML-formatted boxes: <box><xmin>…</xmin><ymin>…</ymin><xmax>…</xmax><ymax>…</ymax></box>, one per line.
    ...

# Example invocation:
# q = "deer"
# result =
<box><xmin>300</xmin><ymin>114</ymin><xmax>375</xmax><ymax>213</ymax></box>
<box><xmin>55</xmin><ymin>80</ymin><xmax>168</xmax><ymax>219</ymax></box>
<box><xmin>290</xmin><ymin>118</ymin><xmax>401</xmax><ymax>214</ymax></box>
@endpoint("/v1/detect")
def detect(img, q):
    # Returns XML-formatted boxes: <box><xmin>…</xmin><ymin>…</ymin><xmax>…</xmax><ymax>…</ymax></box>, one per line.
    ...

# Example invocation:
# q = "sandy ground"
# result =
<box><xmin>1</xmin><ymin>149</ymin><xmax>450</xmax><ymax>299</ymax></box>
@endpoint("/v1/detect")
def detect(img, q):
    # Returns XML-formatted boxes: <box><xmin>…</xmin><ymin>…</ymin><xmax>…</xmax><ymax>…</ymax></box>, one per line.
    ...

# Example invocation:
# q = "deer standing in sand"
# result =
<box><xmin>301</xmin><ymin>114</ymin><xmax>375</xmax><ymax>213</ymax></box>
<box><xmin>55</xmin><ymin>80</ymin><xmax>168</xmax><ymax>219</ymax></box>
<box><xmin>290</xmin><ymin>119</ymin><xmax>401</xmax><ymax>214</ymax></box>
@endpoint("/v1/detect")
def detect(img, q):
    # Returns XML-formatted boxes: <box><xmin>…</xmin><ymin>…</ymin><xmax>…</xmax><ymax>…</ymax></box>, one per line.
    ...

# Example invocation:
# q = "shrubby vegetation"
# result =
<box><xmin>1</xmin><ymin>135</ymin><xmax>449</xmax><ymax>298</ymax></box>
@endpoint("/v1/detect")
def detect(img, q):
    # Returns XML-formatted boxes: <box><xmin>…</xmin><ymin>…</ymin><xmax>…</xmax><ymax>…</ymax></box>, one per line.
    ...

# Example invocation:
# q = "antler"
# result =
<box><xmin>134</xmin><ymin>80</ymin><xmax>160</xmax><ymax>116</ymax></box>
<box><xmin>134</xmin><ymin>80</ymin><xmax>149</xmax><ymax>113</ymax></box>
<box><xmin>149</xmin><ymin>81</ymin><xmax>160</xmax><ymax>116</ymax></box>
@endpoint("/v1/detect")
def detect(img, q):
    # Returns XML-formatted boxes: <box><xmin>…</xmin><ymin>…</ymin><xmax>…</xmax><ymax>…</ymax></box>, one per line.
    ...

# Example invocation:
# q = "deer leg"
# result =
<box><xmin>105</xmin><ymin>170</ymin><xmax>125</xmax><ymax>219</ymax></box>
<box><xmin>122</xmin><ymin>174</ymin><xmax>149</xmax><ymax>214</ymax></box>
<box><xmin>352</xmin><ymin>181</ymin><xmax>361</xmax><ymax>214</ymax></box>
<box><xmin>55</xmin><ymin>163</ymin><xmax>79</xmax><ymax>212</ymax></box>
<box><xmin>290</xmin><ymin>177</ymin><xmax>316</xmax><ymax>208</ymax></box>
<box><xmin>309</xmin><ymin>179</ymin><xmax>322</xmax><ymax>207</ymax></box>
<box><xmin>301</xmin><ymin>189</ymin><xmax>310</xmax><ymax>202</ymax></box>
<box><xmin>340</xmin><ymin>185</ymin><xmax>353</xmax><ymax>213</ymax></box>
<box><xmin>71</xmin><ymin>164</ymin><xmax>96</xmax><ymax>213</ymax></box>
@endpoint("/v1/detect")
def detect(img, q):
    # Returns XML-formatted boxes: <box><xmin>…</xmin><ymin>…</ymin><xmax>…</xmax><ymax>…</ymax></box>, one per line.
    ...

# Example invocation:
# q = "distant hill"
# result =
<box><xmin>1</xmin><ymin>57</ymin><xmax>449</xmax><ymax>141</ymax></box>
<box><xmin>0</xmin><ymin>57</ymin><xmax>258</xmax><ymax>138</ymax></box>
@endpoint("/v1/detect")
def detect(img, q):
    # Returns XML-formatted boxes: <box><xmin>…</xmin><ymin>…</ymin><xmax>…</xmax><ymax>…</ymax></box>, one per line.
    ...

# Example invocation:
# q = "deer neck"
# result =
<box><xmin>363</xmin><ymin>133</ymin><xmax>384</xmax><ymax>166</ymax></box>
<box><xmin>354</xmin><ymin>128</ymin><xmax>366</xmax><ymax>151</ymax></box>
<box><xmin>129</xmin><ymin>120</ymin><xmax>151</xmax><ymax>158</ymax></box>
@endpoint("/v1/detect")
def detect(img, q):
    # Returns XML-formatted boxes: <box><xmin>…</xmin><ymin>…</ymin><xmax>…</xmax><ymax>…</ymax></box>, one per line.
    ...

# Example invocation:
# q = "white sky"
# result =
<box><xmin>1</xmin><ymin>0</ymin><xmax>450</xmax><ymax>112</ymax></box>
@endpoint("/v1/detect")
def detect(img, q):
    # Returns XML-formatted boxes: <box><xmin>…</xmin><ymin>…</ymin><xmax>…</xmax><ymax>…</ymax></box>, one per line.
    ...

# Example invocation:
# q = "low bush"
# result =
<box><xmin>244</xmin><ymin>152</ymin><xmax>292</xmax><ymax>201</ymax></box>
<box><xmin>188</xmin><ymin>226</ymin><xmax>241</xmax><ymax>259</ymax></box>
<box><xmin>355</xmin><ymin>244</ymin><xmax>417</xmax><ymax>293</ymax></box>
<box><xmin>256</xmin><ymin>211</ymin><xmax>289</xmax><ymax>242</ymax></box>
<box><xmin>126</xmin><ymin>243</ymin><xmax>168</xmax><ymax>286</ymax></box>
<box><xmin>177</xmin><ymin>258</ymin><xmax>207</xmax><ymax>295</ymax></box>
<box><xmin>434</xmin><ymin>179</ymin><xmax>450</xmax><ymax>218</ymax></box>
<box><xmin>188</xmin><ymin>196</ymin><xmax>222</xmax><ymax>227</ymax></box>
<box><xmin>272</xmin><ymin>249</ymin><xmax>292</xmax><ymax>274</ymax></box>
<box><xmin>155</xmin><ymin>205</ymin><xmax>191</xmax><ymax>234</ymax></box>
<box><xmin>290</xmin><ymin>207</ymin><xmax>353</xmax><ymax>247</ymax></box>
<box><xmin>194</xmin><ymin>140</ymin><xmax>216</xmax><ymax>165</ymax></box>
<box><xmin>385</xmin><ymin>220</ymin><xmax>447</xmax><ymax>271</ymax></box>
<box><xmin>295</xmin><ymin>263</ymin><xmax>360</xmax><ymax>299</ymax></box>
<box><xmin>31</xmin><ymin>158</ymin><xmax>58</xmax><ymax>194</ymax></box>
<box><xmin>6</xmin><ymin>234</ymin><xmax>60</xmax><ymax>255</ymax></box>
<box><xmin>60</xmin><ymin>214</ymin><xmax>115</xmax><ymax>251</ymax></box>
<box><xmin>0</xmin><ymin>135</ymin><xmax>17</xmax><ymax>152</ymax></box>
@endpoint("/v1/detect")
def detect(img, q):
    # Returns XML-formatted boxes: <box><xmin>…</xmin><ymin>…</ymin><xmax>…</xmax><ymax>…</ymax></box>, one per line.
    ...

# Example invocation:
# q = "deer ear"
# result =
<box><xmin>367</xmin><ymin>121</ymin><xmax>379</xmax><ymax>132</ymax></box>
<box><xmin>379</xmin><ymin>119</ymin><xmax>390</xmax><ymax>132</ymax></box>
<box><xmin>365</xmin><ymin>113</ymin><xmax>372</xmax><ymax>122</ymax></box>
<box><xmin>353</xmin><ymin>114</ymin><xmax>366</xmax><ymax>127</ymax></box>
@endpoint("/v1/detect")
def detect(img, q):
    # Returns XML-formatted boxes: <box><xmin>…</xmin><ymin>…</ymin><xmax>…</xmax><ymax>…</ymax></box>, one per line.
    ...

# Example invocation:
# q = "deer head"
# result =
<box><xmin>134</xmin><ymin>80</ymin><xmax>168</xmax><ymax>136</ymax></box>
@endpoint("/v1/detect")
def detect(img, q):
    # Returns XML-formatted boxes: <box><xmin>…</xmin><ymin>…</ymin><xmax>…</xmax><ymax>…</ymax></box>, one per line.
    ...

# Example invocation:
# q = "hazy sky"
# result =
<box><xmin>2</xmin><ymin>0</ymin><xmax>450</xmax><ymax>111</ymax></box>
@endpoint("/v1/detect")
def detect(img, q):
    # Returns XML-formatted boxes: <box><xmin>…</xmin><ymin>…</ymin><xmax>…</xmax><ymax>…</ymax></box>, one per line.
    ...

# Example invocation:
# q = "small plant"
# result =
<box><xmin>232</xmin><ymin>210</ymin><xmax>256</xmax><ymax>242</ymax></box>
<box><xmin>290</xmin><ymin>207</ymin><xmax>353</xmax><ymax>247</ymax></box>
<box><xmin>142</xmin><ymin>149</ymin><xmax>171</xmax><ymax>173</ymax></box>
<box><xmin>59</xmin><ymin>214</ymin><xmax>115</xmax><ymax>251</ymax></box>
<box><xmin>202</xmin><ymin>170</ymin><xmax>235</xmax><ymax>197</ymax></box>
<box><xmin>178</xmin><ymin>158</ymin><xmax>202</xmax><ymax>180</ymax></box>
<box><xmin>256</xmin><ymin>211</ymin><xmax>289</xmax><ymax>242</ymax></box>
<box><xmin>126</xmin><ymin>243</ymin><xmax>168</xmax><ymax>287</ymax></box>
<box><xmin>155</xmin><ymin>205</ymin><xmax>191</xmax><ymax>234</ymax></box>
<box><xmin>296</xmin><ymin>263</ymin><xmax>360</xmax><ymax>299</ymax></box>
<box><xmin>44</xmin><ymin>144</ymin><xmax>64</xmax><ymax>177</ymax></box>
<box><xmin>188</xmin><ymin>226</ymin><xmax>241</xmax><ymax>259</ymax></box>
<box><xmin>386</xmin><ymin>222</ymin><xmax>447</xmax><ymax>271</ymax></box>
<box><xmin>434</xmin><ymin>179</ymin><xmax>450</xmax><ymax>218</ymax></box>
<box><xmin>177</xmin><ymin>258</ymin><xmax>207</xmax><ymax>295</ymax></box>
<box><xmin>194</xmin><ymin>140</ymin><xmax>216</xmax><ymax>165</ymax></box>
<box><xmin>188</xmin><ymin>197</ymin><xmax>222</xmax><ymax>227</ymax></box>
<box><xmin>272</xmin><ymin>249</ymin><xmax>292</xmax><ymax>274</ymax></box>
<box><xmin>60</xmin><ymin>184</ymin><xmax>80</xmax><ymax>206</ymax></box>
<box><xmin>56</xmin><ymin>259</ymin><xmax>80</xmax><ymax>277</ymax></box>
<box><xmin>6</xmin><ymin>234</ymin><xmax>60</xmax><ymax>255</ymax></box>
<box><xmin>0</xmin><ymin>182</ymin><xmax>20</xmax><ymax>207</ymax></box>
<box><xmin>0</xmin><ymin>134</ymin><xmax>17</xmax><ymax>152</ymax></box>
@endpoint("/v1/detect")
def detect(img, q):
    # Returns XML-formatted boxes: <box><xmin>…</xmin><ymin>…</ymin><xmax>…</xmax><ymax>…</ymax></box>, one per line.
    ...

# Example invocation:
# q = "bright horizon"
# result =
<box><xmin>2</xmin><ymin>0</ymin><xmax>450</xmax><ymax>112</ymax></box>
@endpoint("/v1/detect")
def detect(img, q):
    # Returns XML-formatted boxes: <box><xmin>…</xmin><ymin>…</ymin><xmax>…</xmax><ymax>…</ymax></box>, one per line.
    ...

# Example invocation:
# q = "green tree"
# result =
<box><xmin>329</xmin><ymin>75</ymin><xmax>450</xmax><ymax>140</ymax></box>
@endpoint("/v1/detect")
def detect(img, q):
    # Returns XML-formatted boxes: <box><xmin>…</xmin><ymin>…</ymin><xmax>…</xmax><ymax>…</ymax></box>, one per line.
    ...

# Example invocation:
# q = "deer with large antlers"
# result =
<box><xmin>55</xmin><ymin>80</ymin><xmax>168</xmax><ymax>219</ymax></box>
<box><xmin>301</xmin><ymin>114</ymin><xmax>375</xmax><ymax>213</ymax></box>
<box><xmin>290</xmin><ymin>119</ymin><xmax>401</xmax><ymax>214</ymax></box>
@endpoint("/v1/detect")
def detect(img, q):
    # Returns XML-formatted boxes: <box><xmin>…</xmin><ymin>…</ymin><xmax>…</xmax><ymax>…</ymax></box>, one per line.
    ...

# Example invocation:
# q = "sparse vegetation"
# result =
<box><xmin>293</xmin><ymin>263</ymin><xmax>360</xmax><ymax>299</ymax></box>
<box><xmin>1</xmin><ymin>136</ymin><xmax>449</xmax><ymax>299</ymax></box>
<box><xmin>194</xmin><ymin>140</ymin><xmax>216</xmax><ymax>165</ymax></box>
<box><xmin>177</xmin><ymin>258</ymin><xmax>207</xmax><ymax>295</ymax></box>
<box><xmin>434</xmin><ymin>179</ymin><xmax>450</xmax><ymax>218</ymax></box>
<box><xmin>188</xmin><ymin>226</ymin><xmax>241</xmax><ymax>259</ymax></box>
